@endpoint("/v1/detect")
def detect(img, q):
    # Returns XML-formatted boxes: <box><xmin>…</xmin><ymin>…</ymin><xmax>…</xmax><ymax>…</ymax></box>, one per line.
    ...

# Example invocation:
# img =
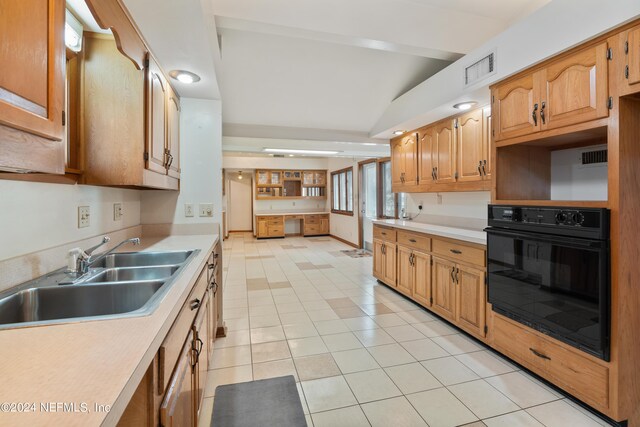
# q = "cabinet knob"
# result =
<box><xmin>189</xmin><ymin>298</ymin><xmax>201</xmax><ymax>310</ymax></box>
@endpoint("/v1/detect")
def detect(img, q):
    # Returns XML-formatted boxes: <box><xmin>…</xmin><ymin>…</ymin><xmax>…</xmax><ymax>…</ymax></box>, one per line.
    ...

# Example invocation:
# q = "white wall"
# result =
<box><xmin>402</xmin><ymin>191</ymin><xmax>490</xmax><ymax>230</ymax></box>
<box><xmin>327</xmin><ymin>157</ymin><xmax>364</xmax><ymax>246</ymax></box>
<box><xmin>550</xmin><ymin>145</ymin><xmax>608</xmax><ymax>201</ymax></box>
<box><xmin>141</xmin><ymin>98</ymin><xmax>223</xmax><ymax>227</ymax></box>
<box><xmin>0</xmin><ymin>181</ymin><xmax>140</xmax><ymax>261</ymax></box>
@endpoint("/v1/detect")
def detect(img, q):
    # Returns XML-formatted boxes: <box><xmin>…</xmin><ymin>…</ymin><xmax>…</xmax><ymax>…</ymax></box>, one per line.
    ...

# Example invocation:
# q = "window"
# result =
<box><xmin>379</xmin><ymin>160</ymin><xmax>396</xmax><ymax>218</ymax></box>
<box><xmin>331</xmin><ymin>167</ymin><xmax>354</xmax><ymax>215</ymax></box>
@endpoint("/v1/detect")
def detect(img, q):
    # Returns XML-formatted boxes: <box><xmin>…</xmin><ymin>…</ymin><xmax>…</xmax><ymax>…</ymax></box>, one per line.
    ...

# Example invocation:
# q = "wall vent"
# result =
<box><xmin>273</xmin><ymin>154</ymin><xmax>285</xmax><ymax>158</ymax></box>
<box><xmin>464</xmin><ymin>51</ymin><xmax>496</xmax><ymax>87</ymax></box>
<box><xmin>581</xmin><ymin>149</ymin><xmax>608</xmax><ymax>165</ymax></box>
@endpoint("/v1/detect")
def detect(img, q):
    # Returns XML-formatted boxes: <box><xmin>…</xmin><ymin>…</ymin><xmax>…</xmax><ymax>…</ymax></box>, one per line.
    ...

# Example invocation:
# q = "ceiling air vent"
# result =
<box><xmin>464</xmin><ymin>51</ymin><xmax>496</xmax><ymax>88</ymax></box>
<box><xmin>581</xmin><ymin>149</ymin><xmax>608</xmax><ymax>165</ymax></box>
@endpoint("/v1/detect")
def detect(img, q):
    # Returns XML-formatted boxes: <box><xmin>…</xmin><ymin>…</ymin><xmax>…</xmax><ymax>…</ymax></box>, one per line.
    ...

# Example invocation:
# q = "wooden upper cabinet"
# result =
<box><xmin>0</xmin><ymin>0</ymin><xmax>66</xmax><ymax>173</ymax></box>
<box><xmin>391</xmin><ymin>137</ymin><xmax>404</xmax><ymax>187</ymax></box>
<box><xmin>433</xmin><ymin>120</ymin><xmax>456</xmax><ymax>184</ymax></box>
<box><xmin>456</xmin><ymin>109</ymin><xmax>483</xmax><ymax>183</ymax></box>
<box><xmin>167</xmin><ymin>87</ymin><xmax>181</xmax><ymax>179</ymax></box>
<box><xmin>628</xmin><ymin>25</ymin><xmax>640</xmax><ymax>88</ymax></box>
<box><xmin>456</xmin><ymin>265</ymin><xmax>486</xmax><ymax>337</ymax></box>
<box><xmin>482</xmin><ymin>107</ymin><xmax>492</xmax><ymax>180</ymax></box>
<box><xmin>146</xmin><ymin>57</ymin><xmax>168</xmax><ymax>175</ymax></box>
<box><xmin>391</xmin><ymin>133</ymin><xmax>417</xmax><ymax>188</ymax></box>
<box><xmin>493</xmin><ymin>72</ymin><xmax>541</xmax><ymax>141</ymax></box>
<box><xmin>540</xmin><ymin>42</ymin><xmax>609</xmax><ymax>130</ymax></box>
<box><xmin>418</xmin><ymin>126</ymin><xmax>434</xmax><ymax>184</ymax></box>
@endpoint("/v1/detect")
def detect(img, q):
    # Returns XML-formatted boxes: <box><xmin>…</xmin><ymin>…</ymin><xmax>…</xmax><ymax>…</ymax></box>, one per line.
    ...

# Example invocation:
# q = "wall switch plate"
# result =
<box><xmin>185</xmin><ymin>204</ymin><xmax>194</xmax><ymax>217</ymax></box>
<box><xmin>78</xmin><ymin>206</ymin><xmax>90</xmax><ymax>228</ymax></box>
<box><xmin>436</xmin><ymin>194</ymin><xmax>442</xmax><ymax>205</ymax></box>
<box><xmin>199</xmin><ymin>203</ymin><xmax>213</xmax><ymax>217</ymax></box>
<box><xmin>113</xmin><ymin>203</ymin><xmax>123</xmax><ymax>221</ymax></box>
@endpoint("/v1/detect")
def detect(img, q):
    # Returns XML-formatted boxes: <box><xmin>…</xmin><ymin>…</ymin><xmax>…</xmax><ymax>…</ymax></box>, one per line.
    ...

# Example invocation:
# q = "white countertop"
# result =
<box><xmin>0</xmin><ymin>234</ymin><xmax>218</xmax><ymax>427</ymax></box>
<box><xmin>373</xmin><ymin>219</ymin><xmax>486</xmax><ymax>245</ymax></box>
<box><xmin>255</xmin><ymin>211</ymin><xmax>330</xmax><ymax>217</ymax></box>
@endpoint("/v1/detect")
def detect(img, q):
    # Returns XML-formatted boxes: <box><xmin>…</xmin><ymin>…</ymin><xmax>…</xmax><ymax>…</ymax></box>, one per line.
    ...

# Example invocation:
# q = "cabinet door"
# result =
<box><xmin>320</xmin><ymin>217</ymin><xmax>330</xmax><ymax>234</ymax></box>
<box><xmin>146</xmin><ymin>57</ymin><xmax>168</xmax><ymax>174</ymax></box>
<box><xmin>402</xmin><ymin>133</ymin><xmax>418</xmax><ymax>185</ymax></box>
<box><xmin>541</xmin><ymin>42</ymin><xmax>609</xmax><ymax>130</ymax></box>
<box><xmin>482</xmin><ymin>107</ymin><xmax>492</xmax><ymax>180</ymax></box>
<box><xmin>193</xmin><ymin>292</ymin><xmax>209</xmax><ymax>417</ymax></box>
<box><xmin>167</xmin><ymin>87</ymin><xmax>180</xmax><ymax>179</ymax></box>
<box><xmin>456</xmin><ymin>109</ymin><xmax>483</xmax><ymax>182</ymax></box>
<box><xmin>0</xmin><ymin>0</ymin><xmax>65</xmax><ymax>142</ymax></box>
<box><xmin>628</xmin><ymin>25</ymin><xmax>640</xmax><ymax>87</ymax></box>
<box><xmin>315</xmin><ymin>172</ymin><xmax>326</xmax><ymax>185</ymax></box>
<box><xmin>257</xmin><ymin>220</ymin><xmax>268</xmax><ymax>237</ymax></box>
<box><xmin>257</xmin><ymin>170</ymin><xmax>269</xmax><ymax>185</ymax></box>
<box><xmin>396</xmin><ymin>246</ymin><xmax>414</xmax><ymax>297</ymax></box>
<box><xmin>373</xmin><ymin>239</ymin><xmax>385</xmax><ymax>281</ymax></box>
<box><xmin>160</xmin><ymin>338</ymin><xmax>195</xmax><ymax>427</ymax></box>
<box><xmin>431</xmin><ymin>257</ymin><xmax>456</xmax><ymax>322</ymax></box>
<box><xmin>456</xmin><ymin>265</ymin><xmax>486</xmax><ymax>337</ymax></box>
<box><xmin>493</xmin><ymin>72</ymin><xmax>541</xmax><ymax>141</ymax></box>
<box><xmin>383</xmin><ymin>242</ymin><xmax>397</xmax><ymax>286</ymax></box>
<box><xmin>391</xmin><ymin>137</ymin><xmax>404</xmax><ymax>187</ymax></box>
<box><xmin>418</xmin><ymin>126</ymin><xmax>434</xmax><ymax>185</ymax></box>
<box><xmin>413</xmin><ymin>251</ymin><xmax>431</xmax><ymax>307</ymax></box>
<box><xmin>433</xmin><ymin>120</ymin><xmax>456</xmax><ymax>183</ymax></box>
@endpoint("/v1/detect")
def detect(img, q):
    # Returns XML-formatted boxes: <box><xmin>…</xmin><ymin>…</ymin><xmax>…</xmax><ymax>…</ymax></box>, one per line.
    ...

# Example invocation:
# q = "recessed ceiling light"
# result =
<box><xmin>453</xmin><ymin>101</ymin><xmax>477</xmax><ymax>111</ymax></box>
<box><xmin>393</xmin><ymin>130</ymin><xmax>405</xmax><ymax>135</ymax></box>
<box><xmin>263</xmin><ymin>148</ymin><xmax>340</xmax><ymax>155</ymax></box>
<box><xmin>288</xmin><ymin>154</ymin><xmax>294</xmax><ymax>157</ymax></box>
<box><xmin>169</xmin><ymin>70</ymin><xmax>201</xmax><ymax>84</ymax></box>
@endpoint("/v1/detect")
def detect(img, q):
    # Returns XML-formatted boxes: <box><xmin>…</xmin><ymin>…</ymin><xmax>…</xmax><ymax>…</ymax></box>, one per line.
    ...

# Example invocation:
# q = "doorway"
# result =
<box><xmin>228</xmin><ymin>171</ymin><xmax>253</xmax><ymax>232</ymax></box>
<box><xmin>358</xmin><ymin>158</ymin><xmax>397</xmax><ymax>251</ymax></box>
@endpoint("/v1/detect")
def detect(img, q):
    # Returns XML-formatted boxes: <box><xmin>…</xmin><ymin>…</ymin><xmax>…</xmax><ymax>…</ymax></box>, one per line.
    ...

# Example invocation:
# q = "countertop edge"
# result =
<box><xmin>372</xmin><ymin>219</ymin><xmax>487</xmax><ymax>246</ymax></box>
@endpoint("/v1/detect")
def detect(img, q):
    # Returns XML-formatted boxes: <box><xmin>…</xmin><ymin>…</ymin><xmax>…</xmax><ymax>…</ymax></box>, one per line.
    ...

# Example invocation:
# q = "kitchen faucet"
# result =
<box><xmin>67</xmin><ymin>236</ymin><xmax>141</xmax><ymax>276</ymax></box>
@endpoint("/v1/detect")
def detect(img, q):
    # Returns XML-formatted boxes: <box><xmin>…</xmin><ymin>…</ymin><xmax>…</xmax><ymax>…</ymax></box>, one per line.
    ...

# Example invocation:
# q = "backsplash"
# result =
<box><xmin>401</xmin><ymin>191</ymin><xmax>490</xmax><ymax>230</ymax></box>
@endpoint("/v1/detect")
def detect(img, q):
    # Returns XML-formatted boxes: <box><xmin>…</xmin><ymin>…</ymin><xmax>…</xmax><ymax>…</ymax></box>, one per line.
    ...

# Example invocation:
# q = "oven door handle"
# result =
<box><xmin>484</xmin><ymin>228</ymin><xmax>608</xmax><ymax>250</ymax></box>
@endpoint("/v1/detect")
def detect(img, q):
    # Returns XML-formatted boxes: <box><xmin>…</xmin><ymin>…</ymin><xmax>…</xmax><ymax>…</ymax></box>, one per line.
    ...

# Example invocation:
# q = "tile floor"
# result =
<box><xmin>198</xmin><ymin>233</ymin><xmax>613</xmax><ymax>427</ymax></box>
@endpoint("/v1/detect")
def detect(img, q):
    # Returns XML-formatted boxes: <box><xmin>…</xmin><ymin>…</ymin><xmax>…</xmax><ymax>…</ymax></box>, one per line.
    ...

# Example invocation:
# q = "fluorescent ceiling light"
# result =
<box><xmin>263</xmin><ymin>148</ymin><xmax>340</xmax><ymax>155</ymax></box>
<box><xmin>65</xmin><ymin>10</ymin><xmax>83</xmax><ymax>52</ymax></box>
<box><xmin>393</xmin><ymin>130</ymin><xmax>405</xmax><ymax>135</ymax></box>
<box><xmin>453</xmin><ymin>101</ymin><xmax>477</xmax><ymax>110</ymax></box>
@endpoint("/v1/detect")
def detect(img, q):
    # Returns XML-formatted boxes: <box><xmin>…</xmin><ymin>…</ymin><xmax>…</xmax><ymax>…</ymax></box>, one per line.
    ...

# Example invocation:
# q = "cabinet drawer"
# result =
<box><xmin>268</xmin><ymin>226</ymin><xmax>284</xmax><ymax>236</ymax></box>
<box><xmin>268</xmin><ymin>219</ymin><xmax>283</xmax><ymax>226</ymax></box>
<box><xmin>373</xmin><ymin>226</ymin><xmax>396</xmax><ymax>242</ymax></box>
<box><xmin>305</xmin><ymin>215</ymin><xmax>319</xmax><ymax>224</ymax></box>
<box><xmin>397</xmin><ymin>230</ymin><xmax>430</xmax><ymax>252</ymax></box>
<box><xmin>432</xmin><ymin>239</ymin><xmax>485</xmax><ymax>267</ymax></box>
<box><xmin>158</xmin><ymin>265</ymin><xmax>208</xmax><ymax>394</ymax></box>
<box><xmin>285</xmin><ymin>215</ymin><xmax>303</xmax><ymax>220</ymax></box>
<box><xmin>305</xmin><ymin>224</ymin><xmax>320</xmax><ymax>234</ymax></box>
<box><xmin>259</xmin><ymin>215</ymin><xmax>281</xmax><ymax>221</ymax></box>
<box><xmin>493</xmin><ymin>314</ymin><xmax>544</xmax><ymax>371</ymax></box>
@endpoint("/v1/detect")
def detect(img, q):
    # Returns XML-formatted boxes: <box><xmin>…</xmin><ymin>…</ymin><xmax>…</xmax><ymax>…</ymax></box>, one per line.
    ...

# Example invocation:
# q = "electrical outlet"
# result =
<box><xmin>78</xmin><ymin>206</ymin><xmax>90</xmax><ymax>228</ymax></box>
<box><xmin>436</xmin><ymin>194</ymin><xmax>443</xmax><ymax>205</ymax></box>
<box><xmin>199</xmin><ymin>203</ymin><xmax>213</xmax><ymax>217</ymax></box>
<box><xmin>113</xmin><ymin>203</ymin><xmax>123</xmax><ymax>221</ymax></box>
<box><xmin>185</xmin><ymin>204</ymin><xmax>194</xmax><ymax>217</ymax></box>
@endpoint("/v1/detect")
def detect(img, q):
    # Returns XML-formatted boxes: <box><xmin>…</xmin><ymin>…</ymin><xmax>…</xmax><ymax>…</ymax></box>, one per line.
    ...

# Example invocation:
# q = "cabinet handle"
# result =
<box><xmin>455</xmin><ymin>268</ymin><xmax>459</xmax><ymax>283</ymax></box>
<box><xmin>482</xmin><ymin>160</ymin><xmax>487</xmax><ymax>176</ymax></box>
<box><xmin>450</xmin><ymin>266</ymin><xmax>456</xmax><ymax>283</ymax></box>
<box><xmin>477</xmin><ymin>161</ymin><xmax>482</xmax><ymax>175</ymax></box>
<box><xmin>409</xmin><ymin>239</ymin><xmax>417</xmax><ymax>243</ymax></box>
<box><xmin>529</xmin><ymin>348</ymin><xmax>551</xmax><ymax>360</ymax></box>
<box><xmin>189</xmin><ymin>298</ymin><xmax>201</xmax><ymax>310</ymax></box>
<box><xmin>167</xmin><ymin>153</ymin><xmax>174</xmax><ymax>168</ymax></box>
<box><xmin>450</xmin><ymin>249</ymin><xmax>462</xmax><ymax>255</ymax></box>
<box><xmin>532</xmin><ymin>103</ymin><xmax>538</xmax><ymax>126</ymax></box>
<box><xmin>540</xmin><ymin>101</ymin><xmax>546</xmax><ymax>124</ymax></box>
<box><xmin>208</xmin><ymin>263</ymin><xmax>215</xmax><ymax>270</ymax></box>
<box><xmin>434</xmin><ymin>167</ymin><xmax>438</xmax><ymax>180</ymax></box>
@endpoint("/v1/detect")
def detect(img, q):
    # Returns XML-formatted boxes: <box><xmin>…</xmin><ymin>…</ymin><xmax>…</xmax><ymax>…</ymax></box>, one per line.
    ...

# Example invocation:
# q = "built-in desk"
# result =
<box><xmin>255</xmin><ymin>212</ymin><xmax>330</xmax><ymax>238</ymax></box>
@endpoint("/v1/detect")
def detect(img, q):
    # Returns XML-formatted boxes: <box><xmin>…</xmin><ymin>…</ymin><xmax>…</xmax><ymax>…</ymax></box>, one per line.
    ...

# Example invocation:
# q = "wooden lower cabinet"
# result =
<box><xmin>373</xmin><ymin>239</ymin><xmax>385</xmax><ymax>281</ymax></box>
<box><xmin>160</xmin><ymin>337</ymin><xmax>196</xmax><ymax>427</ymax></box>
<box><xmin>304</xmin><ymin>214</ymin><xmax>330</xmax><ymax>236</ymax></box>
<box><xmin>431</xmin><ymin>257</ymin><xmax>457</xmax><ymax>322</ymax></box>
<box><xmin>397</xmin><ymin>246</ymin><xmax>431</xmax><ymax>302</ymax></box>
<box><xmin>256</xmin><ymin>216</ymin><xmax>285</xmax><ymax>238</ymax></box>
<box><xmin>372</xmin><ymin>238</ymin><xmax>396</xmax><ymax>286</ymax></box>
<box><xmin>396</xmin><ymin>246</ymin><xmax>414</xmax><ymax>297</ymax></box>
<box><xmin>456</xmin><ymin>264</ymin><xmax>486</xmax><ymax>337</ymax></box>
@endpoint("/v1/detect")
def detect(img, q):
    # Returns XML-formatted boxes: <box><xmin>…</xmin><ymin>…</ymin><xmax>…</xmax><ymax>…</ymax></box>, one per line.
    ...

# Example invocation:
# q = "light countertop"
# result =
<box><xmin>255</xmin><ymin>211</ymin><xmax>330</xmax><ymax>217</ymax></box>
<box><xmin>373</xmin><ymin>219</ymin><xmax>486</xmax><ymax>245</ymax></box>
<box><xmin>0</xmin><ymin>234</ymin><xmax>218</xmax><ymax>427</ymax></box>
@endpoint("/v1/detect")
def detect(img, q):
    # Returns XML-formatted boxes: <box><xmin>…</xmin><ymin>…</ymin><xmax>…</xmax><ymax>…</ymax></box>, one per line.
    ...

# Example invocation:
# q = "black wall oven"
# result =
<box><xmin>486</xmin><ymin>205</ymin><xmax>610</xmax><ymax>361</ymax></box>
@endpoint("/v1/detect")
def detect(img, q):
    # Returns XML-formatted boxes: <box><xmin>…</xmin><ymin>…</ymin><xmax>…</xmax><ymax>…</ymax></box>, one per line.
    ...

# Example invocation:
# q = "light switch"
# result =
<box><xmin>185</xmin><ymin>204</ymin><xmax>194</xmax><ymax>217</ymax></box>
<box><xmin>199</xmin><ymin>204</ymin><xmax>213</xmax><ymax>217</ymax></box>
<box><xmin>113</xmin><ymin>203</ymin><xmax>123</xmax><ymax>221</ymax></box>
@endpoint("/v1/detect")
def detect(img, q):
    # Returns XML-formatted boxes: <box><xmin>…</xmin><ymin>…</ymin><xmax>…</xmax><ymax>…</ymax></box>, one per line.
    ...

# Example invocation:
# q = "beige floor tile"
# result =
<box><xmin>249</xmin><ymin>304</ymin><xmax>279</xmax><ymax>316</ymax></box>
<box><xmin>311</xmin><ymin>405</ymin><xmax>370</xmax><ymax>427</ymax></box>
<box><xmin>204</xmin><ymin>364</ymin><xmax>253</xmax><ymax>397</ymax></box>
<box><xmin>484</xmin><ymin>411</ymin><xmax>544</xmax><ymax>427</ymax></box>
<box><xmin>326</xmin><ymin>297</ymin><xmax>358</xmax><ymax>308</ymax></box>
<box><xmin>456</xmin><ymin>350</ymin><xmax>516</xmax><ymax>378</ymax></box>
<box><xmin>250</xmin><ymin>325</ymin><xmax>286</xmax><ymax>344</ymax></box>
<box><xmin>396</xmin><ymin>309</ymin><xmax>436</xmax><ymax>324</ymax></box>
<box><xmin>297</xmin><ymin>382</ymin><xmax>310</xmax><ymax>415</ymax></box>
<box><xmin>525</xmin><ymin>400</ymin><xmax>605</xmax><ymax>427</ymax></box>
<box><xmin>225</xmin><ymin>298</ymin><xmax>249</xmax><ymax>309</ymax></box>
<box><xmin>214</xmin><ymin>330</ymin><xmax>250</xmax><ymax>348</ymax></box>
<box><xmin>249</xmin><ymin>314</ymin><xmax>282</xmax><ymax>328</ymax></box>
<box><xmin>431</xmin><ymin>333</ymin><xmax>483</xmax><ymax>355</ymax></box>
<box><xmin>294</xmin><ymin>353</ymin><xmax>342</xmax><ymax>381</ymax></box>
<box><xmin>333</xmin><ymin>306</ymin><xmax>368</xmax><ymax>319</ymax></box>
<box><xmin>284</xmin><ymin>322</ymin><xmax>319</xmax><ymax>339</ymax></box>
<box><xmin>251</xmin><ymin>340</ymin><xmax>291</xmax><ymax>363</ymax></box>
<box><xmin>252</xmin><ymin>358</ymin><xmax>298</xmax><ymax>381</ymax></box>
<box><xmin>449</xmin><ymin>379</ymin><xmax>519</xmax><ymax>419</ymax></box>
<box><xmin>485</xmin><ymin>371</ymin><xmax>560</xmax><ymax>408</ymax></box>
<box><xmin>367</xmin><ymin>343</ymin><xmax>416</xmax><ymax>367</ymax></box>
<box><xmin>384</xmin><ymin>324</ymin><xmax>426</xmax><ymax>342</ymax></box>
<box><xmin>280</xmin><ymin>311</ymin><xmax>313</xmax><ymax>325</ymax></box>
<box><xmin>289</xmin><ymin>336</ymin><xmax>329</xmax><ymax>357</ymax></box>
<box><xmin>308</xmin><ymin>309</ymin><xmax>340</xmax><ymax>321</ymax></box>
<box><xmin>332</xmin><ymin>348</ymin><xmax>380</xmax><ymax>373</ymax></box>
<box><xmin>225</xmin><ymin>317</ymin><xmax>250</xmax><ymax>331</ymax></box>
<box><xmin>421</xmin><ymin>356</ymin><xmax>480</xmax><ymax>385</ymax></box>
<box><xmin>412</xmin><ymin>320</ymin><xmax>458</xmax><ymax>337</ymax></box>
<box><xmin>361</xmin><ymin>396</ymin><xmax>428</xmax><ymax>427</ymax></box>
<box><xmin>276</xmin><ymin>302</ymin><xmax>305</xmax><ymax>314</ymax></box>
<box><xmin>224</xmin><ymin>307</ymin><xmax>249</xmax><ymax>319</ymax></box>
<box><xmin>344</xmin><ymin>369</ymin><xmax>402</xmax><ymax>403</ymax></box>
<box><xmin>359</xmin><ymin>303</ymin><xmax>395</xmax><ymax>315</ymax></box>
<box><xmin>197</xmin><ymin>396</ymin><xmax>214</xmax><ymax>427</ymax></box>
<box><xmin>300</xmin><ymin>376</ymin><xmax>358</xmax><ymax>413</ymax></box>
<box><xmin>210</xmin><ymin>345</ymin><xmax>252</xmax><ymax>369</ymax></box>
<box><xmin>407</xmin><ymin>387</ymin><xmax>478</xmax><ymax>427</ymax></box>
<box><xmin>400</xmin><ymin>338</ymin><xmax>449</xmax><ymax>361</ymax></box>
<box><xmin>343</xmin><ymin>316</ymin><xmax>379</xmax><ymax>331</ymax></box>
<box><xmin>353</xmin><ymin>328</ymin><xmax>395</xmax><ymax>347</ymax></box>
<box><xmin>305</xmin><ymin>414</ymin><xmax>314</xmax><ymax>427</ymax></box>
<box><xmin>371</xmin><ymin>313</ymin><xmax>408</xmax><ymax>327</ymax></box>
<box><xmin>321</xmin><ymin>332</ymin><xmax>363</xmax><ymax>352</ymax></box>
<box><xmin>314</xmin><ymin>319</ymin><xmax>350</xmax><ymax>335</ymax></box>
<box><xmin>384</xmin><ymin>362</ymin><xmax>442</xmax><ymax>394</ymax></box>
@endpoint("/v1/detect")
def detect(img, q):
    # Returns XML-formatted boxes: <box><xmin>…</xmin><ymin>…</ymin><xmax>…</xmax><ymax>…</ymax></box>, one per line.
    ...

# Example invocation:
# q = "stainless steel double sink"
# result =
<box><xmin>0</xmin><ymin>250</ymin><xmax>199</xmax><ymax>329</ymax></box>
